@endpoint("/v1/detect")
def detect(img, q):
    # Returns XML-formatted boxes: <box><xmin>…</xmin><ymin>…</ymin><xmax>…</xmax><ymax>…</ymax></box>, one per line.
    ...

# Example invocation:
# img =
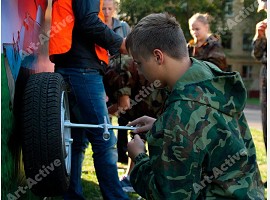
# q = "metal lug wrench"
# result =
<box><xmin>64</xmin><ymin>116</ymin><xmax>136</xmax><ymax>141</ymax></box>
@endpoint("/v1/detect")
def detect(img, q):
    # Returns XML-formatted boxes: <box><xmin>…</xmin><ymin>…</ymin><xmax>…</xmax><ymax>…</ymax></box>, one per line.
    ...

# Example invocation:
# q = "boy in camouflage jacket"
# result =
<box><xmin>126</xmin><ymin>13</ymin><xmax>264</xmax><ymax>199</ymax></box>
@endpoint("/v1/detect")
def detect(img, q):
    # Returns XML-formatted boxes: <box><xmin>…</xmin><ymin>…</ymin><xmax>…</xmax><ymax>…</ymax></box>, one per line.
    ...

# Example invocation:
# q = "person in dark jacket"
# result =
<box><xmin>252</xmin><ymin>0</ymin><xmax>267</xmax><ymax>153</ymax></box>
<box><xmin>49</xmin><ymin>0</ymin><xmax>129</xmax><ymax>199</ymax></box>
<box><xmin>188</xmin><ymin>13</ymin><xmax>228</xmax><ymax>71</ymax></box>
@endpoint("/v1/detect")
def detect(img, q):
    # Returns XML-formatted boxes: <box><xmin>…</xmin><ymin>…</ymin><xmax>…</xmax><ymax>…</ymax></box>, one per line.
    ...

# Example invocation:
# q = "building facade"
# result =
<box><xmin>222</xmin><ymin>0</ymin><xmax>262</xmax><ymax>97</ymax></box>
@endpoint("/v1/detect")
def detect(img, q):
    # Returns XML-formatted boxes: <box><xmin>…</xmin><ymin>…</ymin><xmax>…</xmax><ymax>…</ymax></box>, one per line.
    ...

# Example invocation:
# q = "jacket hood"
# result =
<box><xmin>167</xmin><ymin>58</ymin><xmax>247</xmax><ymax>116</ymax></box>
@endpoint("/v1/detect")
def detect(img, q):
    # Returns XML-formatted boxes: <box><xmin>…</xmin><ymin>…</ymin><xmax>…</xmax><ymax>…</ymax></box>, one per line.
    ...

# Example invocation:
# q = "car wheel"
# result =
<box><xmin>21</xmin><ymin>72</ymin><xmax>71</xmax><ymax>196</ymax></box>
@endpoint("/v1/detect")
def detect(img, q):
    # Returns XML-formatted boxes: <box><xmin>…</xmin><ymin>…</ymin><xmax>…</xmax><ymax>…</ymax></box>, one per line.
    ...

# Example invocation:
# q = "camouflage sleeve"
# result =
<box><xmin>206</xmin><ymin>43</ymin><xmax>227</xmax><ymax>71</ymax></box>
<box><xmin>130</xmin><ymin>106</ymin><xmax>204</xmax><ymax>199</ymax></box>
<box><xmin>252</xmin><ymin>37</ymin><xmax>267</xmax><ymax>62</ymax></box>
<box><xmin>103</xmin><ymin>65</ymin><xmax>129</xmax><ymax>103</ymax></box>
<box><xmin>117</xmin><ymin>87</ymin><xmax>131</xmax><ymax>96</ymax></box>
<box><xmin>130</xmin><ymin>140</ymin><xmax>203</xmax><ymax>199</ymax></box>
<box><xmin>104</xmin><ymin>55</ymin><xmax>135</xmax><ymax>102</ymax></box>
<box><xmin>115</xmin><ymin>56</ymin><xmax>138</xmax><ymax>96</ymax></box>
<box><xmin>129</xmin><ymin>156</ymin><xmax>151</xmax><ymax>199</ymax></box>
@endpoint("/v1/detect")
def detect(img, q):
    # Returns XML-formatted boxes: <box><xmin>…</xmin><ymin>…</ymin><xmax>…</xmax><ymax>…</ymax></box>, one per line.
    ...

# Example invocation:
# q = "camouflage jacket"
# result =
<box><xmin>130</xmin><ymin>58</ymin><xmax>264</xmax><ymax>199</ymax></box>
<box><xmin>188</xmin><ymin>34</ymin><xmax>228</xmax><ymax>71</ymax></box>
<box><xmin>104</xmin><ymin>54</ymin><xmax>134</xmax><ymax>102</ymax></box>
<box><xmin>252</xmin><ymin>36</ymin><xmax>267</xmax><ymax>65</ymax></box>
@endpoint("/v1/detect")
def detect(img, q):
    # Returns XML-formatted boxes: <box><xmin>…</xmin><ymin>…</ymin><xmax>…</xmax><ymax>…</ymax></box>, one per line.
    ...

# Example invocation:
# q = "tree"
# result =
<box><xmin>243</xmin><ymin>0</ymin><xmax>267</xmax><ymax>21</ymax></box>
<box><xmin>119</xmin><ymin>0</ymin><xmax>226</xmax><ymax>40</ymax></box>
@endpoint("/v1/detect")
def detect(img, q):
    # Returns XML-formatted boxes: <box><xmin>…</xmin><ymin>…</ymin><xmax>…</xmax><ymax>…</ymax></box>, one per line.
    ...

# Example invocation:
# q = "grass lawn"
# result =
<box><xmin>52</xmin><ymin>125</ymin><xmax>267</xmax><ymax>199</ymax></box>
<box><xmin>246</xmin><ymin>98</ymin><xmax>260</xmax><ymax>106</ymax></box>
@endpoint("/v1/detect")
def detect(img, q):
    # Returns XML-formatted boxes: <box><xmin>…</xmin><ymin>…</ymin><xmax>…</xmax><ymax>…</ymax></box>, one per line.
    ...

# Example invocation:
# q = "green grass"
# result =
<box><xmin>250</xmin><ymin>128</ymin><xmax>267</xmax><ymax>183</ymax></box>
<box><xmin>52</xmin><ymin>145</ymin><xmax>141</xmax><ymax>200</ymax></box>
<box><xmin>246</xmin><ymin>98</ymin><xmax>260</xmax><ymax>106</ymax></box>
<box><xmin>79</xmin><ymin>116</ymin><xmax>141</xmax><ymax>199</ymax></box>
<box><xmin>251</xmin><ymin>128</ymin><xmax>267</xmax><ymax>199</ymax></box>
<box><xmin>51</xmin><ymin>126</ymin><xmax>267</xmax><ymax>200</ymax></box>
<box><xmin>80</xmin><ymin>146</ymin><xmax>141</xmax><ymax>200</ymax></box>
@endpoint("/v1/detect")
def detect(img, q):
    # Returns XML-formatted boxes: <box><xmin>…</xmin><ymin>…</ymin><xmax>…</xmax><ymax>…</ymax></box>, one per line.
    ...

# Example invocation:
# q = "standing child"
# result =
<box><xmin>126</xmin><ymin>13</ymin><xmax>264</xmax><ymax>199</ymax></box>
<box><xmin>188</xmin><ymin>13</ymin><xmax>227</xmax><ymax>71</ymax></box>
<box><xmin>102</xmin><ymin>0</ymin><xmax>132</xmax><ymax>164</ymax></box>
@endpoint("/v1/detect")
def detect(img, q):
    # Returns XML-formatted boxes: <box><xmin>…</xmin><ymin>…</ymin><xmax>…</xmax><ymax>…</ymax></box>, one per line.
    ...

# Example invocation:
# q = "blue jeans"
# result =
<box><xmin>56</xmin><ymin>68</ymin><xmax>129</xmax><ymax>200</ymax></box>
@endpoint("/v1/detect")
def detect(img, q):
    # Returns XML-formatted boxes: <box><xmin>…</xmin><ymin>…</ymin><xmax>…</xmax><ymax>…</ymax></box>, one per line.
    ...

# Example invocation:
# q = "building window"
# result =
<box><xmin>225</xmin><ymin>0</ymin><xmax>233</xmax><ymax>16</ymax></box>
<box><xmin>242</xmin><ymin>33</ymin><xmax>253</xmax><ymax>51</ymax></box>
<box><xmin>242</xmin><ymin>65</ymin><xmax>252</xmax><ymax>79</ymax></box>
<box><xmin>222</xmin><ymin>31</ymin><xmax>232</xmax><ymax>49</ymax></box>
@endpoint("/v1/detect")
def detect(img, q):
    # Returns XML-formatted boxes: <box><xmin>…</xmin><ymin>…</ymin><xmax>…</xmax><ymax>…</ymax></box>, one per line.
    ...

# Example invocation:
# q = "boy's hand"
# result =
<box><xmin>127</xmin><ymin>134</ymin><xmax>146</xmax><ymax>161</ymax></box>
<box><xmin>127</xmin><ymin>116</ymin><xmax>156</xmax><ymax>133</ymax></box>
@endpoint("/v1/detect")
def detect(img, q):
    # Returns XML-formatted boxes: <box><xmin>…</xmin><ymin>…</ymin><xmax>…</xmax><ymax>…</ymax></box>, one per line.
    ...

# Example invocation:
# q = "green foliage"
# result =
<box><xmin>246</xmin><ymin>98</ymin><xmax>260</xmax><ymax>106</ymax></box>
<box><xmin>119</xmin><ymin>0</ymin><xmax>226</xmax><ymax>39</ymax></box>
<box><xmin>243</xmin><ymin>0</ymin><xmax>267</xmax><ymax>22</ymax></box>
<box><xmin>119</xmin><ymin>0</ymin><xmax>266</xmax><ymax>41</ymax></box>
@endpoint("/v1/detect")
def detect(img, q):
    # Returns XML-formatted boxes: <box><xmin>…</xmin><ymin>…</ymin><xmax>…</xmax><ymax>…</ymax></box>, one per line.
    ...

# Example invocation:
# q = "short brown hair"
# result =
<box><xmin>126</xmin><ymin>13</ymin><xmax>188</xmax><ymax>61</ymax></box>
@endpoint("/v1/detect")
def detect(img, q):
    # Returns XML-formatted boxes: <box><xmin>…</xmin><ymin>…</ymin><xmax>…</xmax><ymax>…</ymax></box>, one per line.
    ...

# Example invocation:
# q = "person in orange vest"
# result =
<box><xmin>49</xmin><ymin>0</ymin><xmax>129</xmax><ymax>199</ymax></box>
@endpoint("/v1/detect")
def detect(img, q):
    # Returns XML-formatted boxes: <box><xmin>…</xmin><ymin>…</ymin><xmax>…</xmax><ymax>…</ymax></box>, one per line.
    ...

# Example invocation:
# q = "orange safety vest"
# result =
<box><xmin>95</xmin><ymin>0</ymin><xmax>109</xmax><ymax>64</ymax></box>
<box><xmin>49</xmin><ymin>0</ymin><xmax>109</xmax><ymax>65</ymax></box>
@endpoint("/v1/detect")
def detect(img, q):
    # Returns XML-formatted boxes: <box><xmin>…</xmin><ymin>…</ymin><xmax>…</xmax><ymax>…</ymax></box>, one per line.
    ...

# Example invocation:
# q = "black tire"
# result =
<box><xmin>21</xmin><ymin>72</ymin><xmax>70</xmax><ymax>196</ymax></box>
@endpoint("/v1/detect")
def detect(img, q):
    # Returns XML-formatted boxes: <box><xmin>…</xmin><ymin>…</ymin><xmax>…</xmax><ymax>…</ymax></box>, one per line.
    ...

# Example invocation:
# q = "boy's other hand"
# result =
<box><xmin>127</xmin><ymin>134</ymin><xmax>146</xmax><ymax>161</ymax></box>
<box><xmin>127</xmin><ymin>116</ymin><xmax>156</xmax><ymax>133</ymax></box>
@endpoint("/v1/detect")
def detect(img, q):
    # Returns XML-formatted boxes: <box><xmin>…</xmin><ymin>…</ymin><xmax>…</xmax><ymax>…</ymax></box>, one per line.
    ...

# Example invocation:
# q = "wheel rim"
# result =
<box><xmin>61</xmin><ymin>91</ymin><xmax>72</xmax><ymax>176</ymax></box>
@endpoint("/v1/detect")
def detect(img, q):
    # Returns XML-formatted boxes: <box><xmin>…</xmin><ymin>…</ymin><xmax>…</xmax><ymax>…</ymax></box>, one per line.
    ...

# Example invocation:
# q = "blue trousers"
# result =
<box><xmin>56</xmin><ymin>68</ymin><xmax>129</xmax><ymax>200</ymax></box>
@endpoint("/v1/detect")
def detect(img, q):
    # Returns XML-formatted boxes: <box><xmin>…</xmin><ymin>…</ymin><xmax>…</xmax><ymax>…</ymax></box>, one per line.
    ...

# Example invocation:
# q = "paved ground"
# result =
<box><xmin>243</xmin><ymin>104</ymin><xmax>262</xmax><ymax>131</ymax></box>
